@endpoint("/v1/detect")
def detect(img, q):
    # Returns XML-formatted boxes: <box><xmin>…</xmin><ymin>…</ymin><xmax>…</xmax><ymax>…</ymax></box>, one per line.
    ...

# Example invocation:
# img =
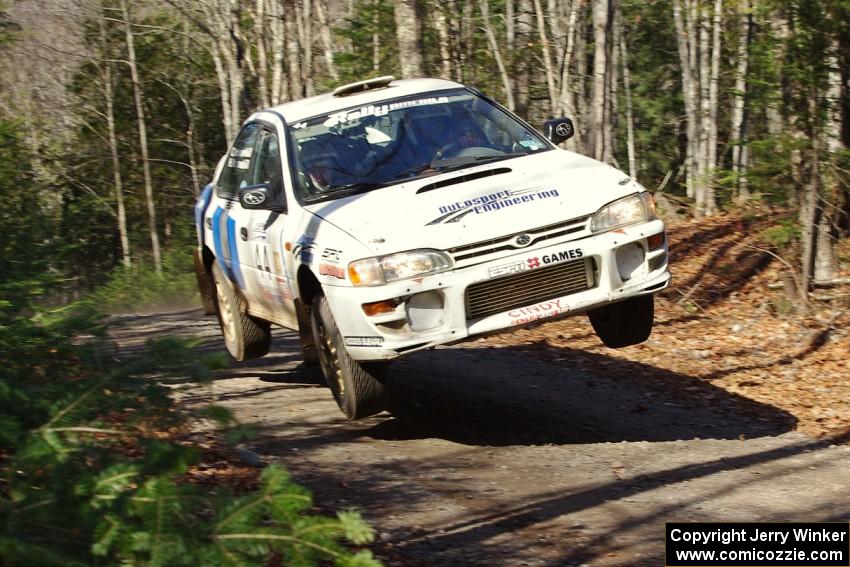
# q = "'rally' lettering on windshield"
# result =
<box><xmin>324</xmin><ymin>96</ymin><xmax>450</xmax><ymax>128</ymax></box>
<box><xmin>427</xmin><ymin>188</ymin><xmax>560</xmax><ymax>225</ymax></box>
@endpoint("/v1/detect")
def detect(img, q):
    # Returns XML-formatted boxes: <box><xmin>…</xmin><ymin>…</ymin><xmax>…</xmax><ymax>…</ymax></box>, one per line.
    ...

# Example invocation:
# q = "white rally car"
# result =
<box><xmin>194</xmin><ymin>76</ymin><xmax>670</xmax><ymax>419</ymax></box>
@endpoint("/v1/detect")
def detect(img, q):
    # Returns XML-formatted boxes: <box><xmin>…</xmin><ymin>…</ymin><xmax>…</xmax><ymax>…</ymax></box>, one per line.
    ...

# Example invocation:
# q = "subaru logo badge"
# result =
<box><xmin>514</xmin><ymin>233</ymin><xmax>532</xmax><ymax>247</ymax></box>
<box><xmin>243</xmin><ymin>191</ymin><xmax>266</xmax><ymax>205</ymax></box>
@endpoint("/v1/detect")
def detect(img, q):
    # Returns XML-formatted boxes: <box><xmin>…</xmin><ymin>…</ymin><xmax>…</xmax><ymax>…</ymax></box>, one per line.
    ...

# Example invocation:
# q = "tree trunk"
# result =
<box><xmin>100</xmin><ymin>11</ymin><xmax>130</xmax><ymax>268</ymax></box>
<box><xmin>462</xmin><ymin>0</ymin><xmax>474</xmax><ymax>82</ymax></box>
<box><xmin>316</xmin><ymin>0</ymin><xmax>338</xmax><ymax>81</ymax></box>
<box><xmin>479</xmin><ymin>0</ymin><xmax>515</xmax><ymax>111</ymax></box>
<box><xmin>532</xmin><ymin>0</ymin><xmax>557</xmax><ymax>112</ymax></box>
<box><xmin>285</xmin><ymin>0</ymin><xmax>303</xmax><ymax>98</ymax></box>
<box><xmin>433</xmin><ymin>4</ymin><xmax>452</xmax><ymax>79</ymax></box>
<box><xmin>814</xmin><ymin>39</ymin><xmax>844</xmax><ymax>283</ymax></box>
<box><xmin>514</xmin><ymin>0</ymin><xmax>533</xmax><ymax>118</ymax></box>
<box><xmin>705</xmin><ymin>0</ymin><xmax>722</xmax><ymax>215</ymax></box>
<box><xmin>558</xmin><ymin>0</ymin><xmax>581</xmax><ymax>151</ymax></box>
<box><xmin>730</xmin><ymin>0</ymin><xmax>751</xmax><ymax>202</ymax></box>
<box><xmin>575</xmin><ymin>7</ymin><xmax>589</xmax><ymax>150</ymax></box>
<box><xmin>695</xmin><ymin>2</ymin><xmax>711</xmax><ymax>216</ymax></box>
<box><xmin>121</xmin><ymin>0</ymin><xmax>161</xmax><ymax>273</ymax></box>
<box><xmin>269</xmin><ymin>0</ymin><xmax>286</xmax><ymax>104</ymax></box>
<box><xmin>254</xmin><ymin>0</ymin><xmax>270</xmax><ymax>108</ymax></box>
<box><xmin>301</xmin><ymin>0</ymin><xmax>314</xmax><ymax>96</ymax></box>
<box><xmin>394</xmin><ymin>0</ymin><xmax>424</xmax><ymax>78</ymax></box>
<box><xmin>372</xmin><ymin>0</ymin><xmax>381</xmax><ymax>72</ymax></box>
<box><xmin>673</xmin><ymin>0</ymin><xmax>699</xmax><ymax>200</ymax></box>
<box><xmin>619</xmin><ymin>20</ymin><xmax>636</xmax><ymax>179</ymax></box>
<box><xmin>590</xmin><ymin>0</ymin><xmax>609</xmax><ymax>162</ymax></box>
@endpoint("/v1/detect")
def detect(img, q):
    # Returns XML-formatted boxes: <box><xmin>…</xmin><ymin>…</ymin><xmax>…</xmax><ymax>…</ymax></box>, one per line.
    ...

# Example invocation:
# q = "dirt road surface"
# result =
<box><xmin>111</xmin><ymin>309</ymin><xmax>850</xmax><ymax>566</ymax></box>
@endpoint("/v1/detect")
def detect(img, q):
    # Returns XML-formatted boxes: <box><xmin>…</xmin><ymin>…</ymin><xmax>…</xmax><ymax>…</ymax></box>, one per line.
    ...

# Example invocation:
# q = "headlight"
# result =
<box><xmin>591</xmin><ymin>192</ymin><xmax>656</xmax><ymax>233</ymax></box>
<box><xmin>348</xmin><ymin>249</ymin><xmax>452</xmax><ymax>286</ymax></box>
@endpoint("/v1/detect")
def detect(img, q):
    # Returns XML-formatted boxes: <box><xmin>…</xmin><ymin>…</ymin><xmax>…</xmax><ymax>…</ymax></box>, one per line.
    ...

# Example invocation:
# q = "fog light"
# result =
<box><xmin>616</xmin><ymin>243</ymin><xmax>647</xmax><ymax>281</ymax></box>
<box><xmin>647</xmin><ymin>232</ymin><xmax>666</xmax><ymax>250</ymax></box>
<box><xmin>362</xmin><ymin>299</ymin><xmax>397</xmax><ymax>316</ymax></box>
<box><xmin>405</xmin><ymin>291</ymin><xmax>444</xmax><ymax>332</ymax></box>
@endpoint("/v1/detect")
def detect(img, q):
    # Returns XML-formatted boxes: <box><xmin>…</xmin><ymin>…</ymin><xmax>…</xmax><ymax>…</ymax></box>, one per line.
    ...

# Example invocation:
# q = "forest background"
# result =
<box><xmin>1</xmin><ymin>0</ymin><xmax>848</xmax><ymax>304</ymax></box>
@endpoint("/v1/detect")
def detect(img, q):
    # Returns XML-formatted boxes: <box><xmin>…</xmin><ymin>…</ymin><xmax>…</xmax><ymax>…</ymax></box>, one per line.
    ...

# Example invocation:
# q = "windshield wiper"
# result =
<box><xmin>303</xmin><ymin>181</ymin><xmax>394</xmax><ymax>202</ymax></box>
<box><xmin>394</xmin><ymin>152</ymin><xmax>528</xmax><ymax>182</ymax></box>
<box><xmin>429</xmin><ymin>152</ymin><xmax>528</xmax><ymax>170</ymax></box>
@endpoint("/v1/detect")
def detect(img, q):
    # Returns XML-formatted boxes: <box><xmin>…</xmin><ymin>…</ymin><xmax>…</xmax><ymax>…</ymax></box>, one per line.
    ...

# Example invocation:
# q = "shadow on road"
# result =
<box><xmin>365</xmin><ymin>345</ymin><xmax>796</xmax><ymax>446</ymax></box>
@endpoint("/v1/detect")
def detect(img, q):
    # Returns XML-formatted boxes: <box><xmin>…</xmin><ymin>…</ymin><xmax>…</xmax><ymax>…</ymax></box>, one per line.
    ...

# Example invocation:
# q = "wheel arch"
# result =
<box><xmin>294</xmin><ymin>264</ymin><xmax>322</xmax><ymax>363</ymax></box>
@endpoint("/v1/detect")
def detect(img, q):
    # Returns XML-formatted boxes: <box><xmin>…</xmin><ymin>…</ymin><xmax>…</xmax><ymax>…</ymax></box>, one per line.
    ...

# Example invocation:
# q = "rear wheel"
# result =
<box><xmin>588</xmin><ymin>295</ymin><xmax>654</xmax><ymax>348</ymax></box>
<box><xmin>211</xmin><ymin>262</ymin><xmax>271</xmax><ymax>361</ymax></box>
<box><xmin>310</xmin><ymin>294</ymin><xmax>388</xmax><ymax>419</ymax></box>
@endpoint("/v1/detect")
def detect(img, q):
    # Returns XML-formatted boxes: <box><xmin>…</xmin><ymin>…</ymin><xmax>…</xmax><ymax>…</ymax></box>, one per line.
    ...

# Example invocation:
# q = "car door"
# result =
<box><xmin>242</xmin><ymin>124</ymin><xmax>297</xmax><ymax>327</ymax></box>
<box><xmin>206</xmin><ymin>122</ymin><xmax>262</xmax><ymax>297</ymax></box>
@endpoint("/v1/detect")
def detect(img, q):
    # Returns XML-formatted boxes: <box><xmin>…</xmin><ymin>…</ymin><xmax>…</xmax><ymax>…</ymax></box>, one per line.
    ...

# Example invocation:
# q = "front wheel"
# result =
<box><xmin>310</xmin><ymin>294</ymin><xmax>388</xmax><ymax>419</ymax></box>
<box><xmin>588</xmin><ymin>295</ymin><xmax>654</xmax><ymax>348</ymax></box>
<box><xmin>211</xmin><ymin>262</ymin><xmax>271</xmax><ymax>361</ymax></box>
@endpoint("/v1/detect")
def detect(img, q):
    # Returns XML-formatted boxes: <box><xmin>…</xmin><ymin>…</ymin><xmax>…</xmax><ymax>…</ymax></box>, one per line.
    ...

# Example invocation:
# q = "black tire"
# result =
<box><xmin>310</xmin><ymin>294</ymin><xmax>388</xmax><ymax>419</ymax></box>
<box><xmin>211</xmin><ymin>262</ymin><xmax>271</xmax><ymax>361</ymax></box>
<box><xmin>588</xmin><ymin>294</ymin><xmax>654</xmax><ymax>348</ymax></box>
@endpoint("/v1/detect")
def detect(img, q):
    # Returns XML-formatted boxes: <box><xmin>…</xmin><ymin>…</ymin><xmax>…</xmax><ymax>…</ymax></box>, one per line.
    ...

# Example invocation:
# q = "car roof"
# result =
<box><xmin>264</xmin><ymin>77</ymin><xmax>464</xmax><ymax>124</ymax></box>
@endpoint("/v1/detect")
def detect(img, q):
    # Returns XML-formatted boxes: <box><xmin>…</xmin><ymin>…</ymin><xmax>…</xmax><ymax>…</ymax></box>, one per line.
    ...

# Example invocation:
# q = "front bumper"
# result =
<box><xmin>323</xmin><ymin>219</ymin><xmax>670</xmax><ymax>361</ymax></box>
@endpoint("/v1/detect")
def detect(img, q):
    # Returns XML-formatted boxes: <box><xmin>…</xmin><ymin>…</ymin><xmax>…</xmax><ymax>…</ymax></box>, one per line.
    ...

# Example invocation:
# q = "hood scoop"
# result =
<box><xmin>416</xmin><ymin>167</ymin><xmax>512</xmax><ymax>194</ymax></box>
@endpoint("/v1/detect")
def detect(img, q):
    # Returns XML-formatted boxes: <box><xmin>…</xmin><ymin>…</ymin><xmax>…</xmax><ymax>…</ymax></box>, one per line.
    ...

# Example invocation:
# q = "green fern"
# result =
<box><xmin>0</xmin><ymin>292</ymin><xmax>383</xmax><ymax>567</ymax></box>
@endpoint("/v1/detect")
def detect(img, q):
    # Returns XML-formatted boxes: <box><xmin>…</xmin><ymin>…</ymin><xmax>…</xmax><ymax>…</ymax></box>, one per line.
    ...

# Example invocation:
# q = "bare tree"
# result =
<box><xmin>394</xmin><ymin>0</ymin><xmax>424</xmax><ymax>78</ymax></box>
<box><xmin>285</xmin><ymin>0</ymin><xmax>303</xmax><ymax>98</ymax></box>
<box><xmin>479</xmin><ymin>0</ymin><xmax>515</xmax><ymax>110</ymax></box>
<box><xmin>513</xmin><ymin>0</ymin><xmax>533</xmax><ymax>117</ymax></box>
<box><xmin>99</xmin><ymin>9</ymin><xmax>130</xmax><ymax>268</ymax></box>
<box><xmin>269</xmin><ymin>0</ymin><xmax>286</xmax><ymax>103</ymax></box>
<box><xmin>730</xmin><ymin>0</ymin><xmax>751</xmax><ymax>202</ymax></box>
<box><xmin>371</xmin><ymin>0</ymin><xmax>380</xmax><ymax>72</ymax></box>
<box><xmin>589</xmin><ymin>0</ymin><xmax>610</xmax><ymax>162</ymax></box>
<box><xmin>673</xmin><ymin>0</ymin><xmax>720</xmax><ymax>216</ymax></box>
<box><xmin>120</xmin><ymin>0</ymin><xmax>161</xmax><ymax>273</ymax></box>
<box><xmin>618</xmin><ymin>17</ymin><xmax>636</xmax><ymax>179</ymax></box>
<box><xmin>301</xmin><ymin>0</ymin><xmax>314</xmax><ymax>96</ymax></box>
<box><xmin>814</xmin><ymin>38</ymin><xmax>844</xmax><ymax>283</ymax></box>
<box><xmin>432</xmin><ymin>3</ymin><xmax>452</xmax><ymax>79</ymax></box>
<box><xmin>316</xmin><ymin>0</ymin><xmax>339</xmax><ymax>81</ymax></box>
<box><xmin>557</xmin><ymin>0</ymin><xmax>582</xmax><ymax>152</ymax></box>
<box><xmin>532</xmin><ymin>0</ymin><xmax>557</xmax><ymax>112</ymax></box>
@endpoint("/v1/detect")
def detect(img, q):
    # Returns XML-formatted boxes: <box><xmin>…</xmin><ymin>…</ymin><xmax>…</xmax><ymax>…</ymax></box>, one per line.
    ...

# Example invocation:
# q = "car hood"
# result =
<box><xmin>303</xmin><ymin>150</ymin><xmax>642</xmax><ymax>256</ymax></box>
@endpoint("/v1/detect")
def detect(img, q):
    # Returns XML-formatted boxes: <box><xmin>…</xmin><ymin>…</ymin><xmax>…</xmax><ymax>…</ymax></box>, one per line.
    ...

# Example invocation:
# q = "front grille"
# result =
<box><xmin>448</xmin><ymin>215</ymin><xmax>590</xmax><ymax>268</ymax></box>
<box><xmin>465</xmin><ymin>258</ymin><xmax>595</xmax><ymax>320</ymax></box>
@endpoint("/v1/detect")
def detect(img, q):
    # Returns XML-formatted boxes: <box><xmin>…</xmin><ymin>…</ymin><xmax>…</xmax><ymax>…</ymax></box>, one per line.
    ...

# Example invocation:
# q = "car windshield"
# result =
<box><xmin>287</xmin><ymin>88</ymin><xmax>552</xmax><ymax>201</ymax></box>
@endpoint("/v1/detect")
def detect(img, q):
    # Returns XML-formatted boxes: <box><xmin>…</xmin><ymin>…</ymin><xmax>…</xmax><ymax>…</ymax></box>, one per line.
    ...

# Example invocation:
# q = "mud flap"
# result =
<box><xmin>193</xmin><ymin>249</ymin><xmax>217</xmax><ymax>315</ymax></box>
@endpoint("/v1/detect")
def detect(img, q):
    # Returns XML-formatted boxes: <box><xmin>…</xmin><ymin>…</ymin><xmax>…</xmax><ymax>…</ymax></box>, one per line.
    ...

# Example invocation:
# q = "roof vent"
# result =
<box><xmin>332</xmin><ymin>75</ymin><xmax>395</xmax><ymax>97</ymax></box>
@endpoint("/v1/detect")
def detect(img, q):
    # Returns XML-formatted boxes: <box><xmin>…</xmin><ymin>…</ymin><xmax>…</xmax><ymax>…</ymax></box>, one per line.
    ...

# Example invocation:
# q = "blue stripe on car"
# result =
<box><xmin>211</xmin><ymin>206</ymin><xmax>228</xmax><ymax>275</ymax></box>
<box><xmin>226</xmin><ymin>215</ymin><xmax>245</xmax><ymax>289</ymax></box>
<box><xmin>194</xmin><ymin>183</ymin><xmax>214</xmax><ymax>248</ymax></box>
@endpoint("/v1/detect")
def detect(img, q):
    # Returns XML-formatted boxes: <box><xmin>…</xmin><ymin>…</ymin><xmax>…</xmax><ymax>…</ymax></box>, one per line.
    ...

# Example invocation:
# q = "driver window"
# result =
<box><xmin>218</xmin><ymin>123</ymin><xmax>261</xmax><ymax>198</ymax></box>
<box><xmin>252</xmin><ymin>128</ymin><xmax>284</xmax><ymax>197</ymax></box>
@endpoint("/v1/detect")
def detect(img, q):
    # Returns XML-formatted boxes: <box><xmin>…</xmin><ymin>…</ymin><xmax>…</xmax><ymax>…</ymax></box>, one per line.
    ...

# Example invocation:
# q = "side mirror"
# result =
<box><xmin>238</xmin><ymin>183</ymin><xmax>286</xmax><ymax>213</ymax></box>
<box><xmin>544</xmin><ymin>117</ymin><xmax>574</xmax><ymax>145</ymax></box>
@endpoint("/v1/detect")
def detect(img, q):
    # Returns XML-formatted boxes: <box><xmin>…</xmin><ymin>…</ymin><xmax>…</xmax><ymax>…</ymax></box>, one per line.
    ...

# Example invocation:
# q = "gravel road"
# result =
<box><xmin>111</xmin><ymin>309</ymin><xmax>850</xmax><ymax>566</ymax></box>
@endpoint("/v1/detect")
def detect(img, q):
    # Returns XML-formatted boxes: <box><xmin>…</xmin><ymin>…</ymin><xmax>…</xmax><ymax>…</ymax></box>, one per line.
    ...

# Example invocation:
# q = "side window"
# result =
<box><xmin>217</xmin><ymin>123</ymin><xmax>261</xmax><ymax>198</ymax></box>
<box><xmin>252</xmin><ymin>128</ymin><xmax>284</xmax><ymax>199</ymax></box>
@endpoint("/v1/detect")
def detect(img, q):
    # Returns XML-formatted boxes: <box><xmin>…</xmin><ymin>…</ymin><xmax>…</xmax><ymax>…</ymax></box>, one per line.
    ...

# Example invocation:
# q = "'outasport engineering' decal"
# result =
<box><xmin>427</xmin><ymin>187</ymin><xmax>560</xmax><ymax>225</ymax></box>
